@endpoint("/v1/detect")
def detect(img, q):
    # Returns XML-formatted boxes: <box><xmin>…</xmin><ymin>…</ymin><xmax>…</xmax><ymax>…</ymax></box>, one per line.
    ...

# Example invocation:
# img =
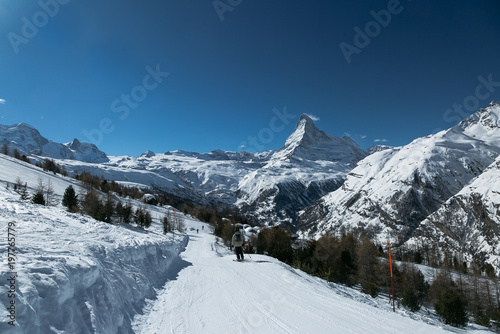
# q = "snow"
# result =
<box><xmin>1</xmin><ymin>115</ymin><xmax>368</xmax><ymax>226</ymax></box>
<box><xmin>408</xmin><ymin>155</ymin><xmax>500</xmax><ymax>274</ymax></box>
<box><xmin>133</xmin><ymin>222</ymin><xmax>491</xmax><ymax>334</ymax></box>
<box><xmin>300</xmin><ymin>103</ymin><xmax>500</xmax><ymax>245</ymax></box>
<box><xmin>0</xmin><ymin>154</ymin><xmax>495</xmax><ymax>333</ymax></box>
<box><xmin>0</xmin><ymin>154</ymin><xmax>189</xmax><ymax>333</ymax></box>
<box><xmin>0</xmin><ymin>124</ymin><xmax>108</xmax><ymax>163</ymax></box>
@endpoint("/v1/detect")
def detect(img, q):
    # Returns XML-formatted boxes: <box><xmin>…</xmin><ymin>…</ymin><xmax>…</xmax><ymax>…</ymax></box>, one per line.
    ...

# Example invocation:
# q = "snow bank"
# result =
<box><xmin>0</xmin><ymin>188</ymin><xmax>187</xmax><ymax>334</ymax></box>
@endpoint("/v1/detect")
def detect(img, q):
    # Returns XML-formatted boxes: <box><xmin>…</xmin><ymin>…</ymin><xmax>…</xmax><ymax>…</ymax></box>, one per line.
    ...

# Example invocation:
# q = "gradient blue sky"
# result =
<box><xmin>1</xmin><ymin>0</ymin><xmax>500</xmax><ymax>156</ymax></box>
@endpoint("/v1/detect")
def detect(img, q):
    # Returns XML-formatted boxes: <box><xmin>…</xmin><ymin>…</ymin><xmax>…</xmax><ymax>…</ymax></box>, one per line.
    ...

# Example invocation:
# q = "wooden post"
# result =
<box><xmin>388</xmin><ymin>240</ymin><xmax>395</xmax><ymax>312</ymax></box>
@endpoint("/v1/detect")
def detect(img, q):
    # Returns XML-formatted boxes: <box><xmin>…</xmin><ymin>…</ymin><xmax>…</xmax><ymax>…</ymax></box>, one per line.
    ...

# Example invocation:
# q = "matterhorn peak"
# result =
<box><xmin>285</xmin><ymin>113</ymin><xmax>327</xmax><ymax>148</ymax></box>
<box><xmin>299</xmin><ymin>113</ymin><xmax>314</xmax><ymax>122</ymax></box>
<box><xmin>488</xmin><ymin>100</ymin><xmax>499</xmax><ymax>108</ymax></box>
<box><xmin>271</xmin><ymin>114</ymin><xmax>367</xmax><ymax>163</ymax></box>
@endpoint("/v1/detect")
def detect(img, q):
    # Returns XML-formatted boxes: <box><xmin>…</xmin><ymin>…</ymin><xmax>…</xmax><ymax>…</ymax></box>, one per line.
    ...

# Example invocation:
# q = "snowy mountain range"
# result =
<box><xmin>2</xmin><ymin>103</ymin><xmax>500</xmax><ymax>272</ymax></box>
<box><xmin>297</xmin><ymin>101</ymin><xmax>500</xmax><ymax>271</ymax></box>
<box><xmin>0</xmin><ymin>123</ymin><xmax>108</xmax><ymax>163</ymax></box>
<box><xmin>0</xmin><ymin>114</ymin><xmax>367</xmax><ymax>225</ymax></box>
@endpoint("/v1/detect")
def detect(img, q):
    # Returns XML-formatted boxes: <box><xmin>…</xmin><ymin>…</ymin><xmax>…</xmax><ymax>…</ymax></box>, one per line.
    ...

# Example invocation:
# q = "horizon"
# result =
<box><xmin>1</xmin><ymin>1</ymin><xmax>500</xmax><ymax>156</ymax></box>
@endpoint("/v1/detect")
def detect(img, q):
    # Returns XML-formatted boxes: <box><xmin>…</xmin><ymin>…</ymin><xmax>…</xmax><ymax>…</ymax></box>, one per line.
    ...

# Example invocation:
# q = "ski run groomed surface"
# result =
<box><xmin>132</xmin><ymin>220</ymin><xmax>490</xmax><ymax>334</ymax></box>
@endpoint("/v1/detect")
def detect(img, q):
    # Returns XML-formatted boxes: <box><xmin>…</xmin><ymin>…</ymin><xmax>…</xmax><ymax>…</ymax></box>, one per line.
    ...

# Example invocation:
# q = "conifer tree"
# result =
<box><xmin>429</xmin><ymin>272</ymin><xmax>468</xmax><ymax>327</ymax></box>
<box><xmin>32</xmin><ymin>191</ymin><xmax>45</xmax><ymax>205</ymax></box>
<box><xmin>399</xmin><ymin>263</ymin><xmax>428</xmax><ymax>312</ymax></box>
<box><xmin>1</xmin><ymin>143</ymin><xmax>9</xmax><ymax>155</ymax></box>
<box><xmin>83</xmin><ymin>189</ymin><xmax>105</xmax><ymax>221</ymax></box>
<box><xmin>62</xmin><ymin>185</ymin><xmax>78</xmax><ymax>212</ymax></box>
<box><xmin>14</xmin><ymin>177</ymin><xmax>29</xmax><ymax>200</ymax></box>
<box><xmin>13</xmin><ymin>148</ymin><xmax>21</xmax><ymax>160</ymax></box>
<box><xmin>357</xmin><ymin>238</ymin><xmax>379</xmax><ymax>297</ymax></box>
<box><xmin>104</xmin><ymin>193</ymin><xmax>115</xmax><ymax>223</ymax></box>
<box><xmin>162</xmin><ymin>214</ymin><xmax>171</xmax><ymax>234</ymax></box>
<box><xmin>45</xmin><ymin>179</ymin><xmax>55</xmax><ymax>206</ymax></box>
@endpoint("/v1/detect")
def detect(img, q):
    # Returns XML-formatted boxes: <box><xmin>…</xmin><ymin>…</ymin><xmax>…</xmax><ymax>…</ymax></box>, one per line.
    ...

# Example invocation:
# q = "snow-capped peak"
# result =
<box><xmin>284</xmin><ymin>113</ymin><xmax>330</xmax><ymax>148</ymax></box>
<box><xmin>458</xmin><ymin>101</ymin><xmax>500</xmax><ymax>132</ymax></box>
<box><xmin>140</xmin><ymin>150</ymin><xmax>156</xmax><ymax>158</ymax></box>
<box><xmin>0</xmin><ymin>123</ymin><xmax>109</xmax><ymax>163</ymax></box>
<box><xmin>272</xmin><ymin>113</ymin><xmax>366</xmax><ymax>162</ymax></box>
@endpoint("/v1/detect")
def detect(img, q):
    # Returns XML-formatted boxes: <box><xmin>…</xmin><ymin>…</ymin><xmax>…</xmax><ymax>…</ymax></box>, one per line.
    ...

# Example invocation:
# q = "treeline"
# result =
<box><xmin>64</xmin><ymin>173</ymin><xmax>152</xmax><ymax>227</ymax></box>
<box><xmin>1</xmin><ymin>143</ymin><xmax>30</xmax><ymax>163</ymax></box>
<box><xmin>1</xmin><ymin>144</ymin><xmax>68</xmax><ymax>175</ymax></box>
<box><xmin>391</xmin><ymin>242</ymin><xmax>496</xmax><ymax>279</ymax></box>
<box><xmin>12</xmin><ymin>169</ymin><xmax>153</xmax><ymax>228</ymax></box>
<box><xmin>13</xmin><ymin>177</ymin><xmax>57</xmax><ymax>206</ymax></box>
<box><xmin>12</xmin><ymin>166</ymin><xmax>190</xmax><ymax>233</ymax></box>
<box><xmin>150</xmin><ymin>186</ymin><xmax>252</xmax><ymax>229</ymax></box>
<box><xmin>7</xmin><ymin>156</ymin><xmax>194</xmax><ymax>231</ymax></box>
<box><xmin>303</xmin><ymin>234</ymin><xmax>500</xmax><ymax>328</ymax></box>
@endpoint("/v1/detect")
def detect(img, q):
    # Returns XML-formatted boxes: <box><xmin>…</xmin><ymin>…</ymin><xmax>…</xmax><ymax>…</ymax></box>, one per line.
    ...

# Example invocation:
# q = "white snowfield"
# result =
<box><xmin>0</xmin><ymin>154</ymin><xmax>494</xmax><ymax>333</ymax></box>
<box><xmin>0</xmin><ymin>188</ymin><xmax>188</xmax><ymax>334</ymax></box>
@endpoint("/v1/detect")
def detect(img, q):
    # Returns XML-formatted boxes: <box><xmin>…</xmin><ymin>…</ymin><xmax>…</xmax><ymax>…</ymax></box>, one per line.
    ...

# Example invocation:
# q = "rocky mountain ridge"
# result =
<box><xmin>297</xmin><ymin>101</ymin><xmax>500</xmax><ymax>272</ymax></box>
<box><xmin>0</xmin><ymin>115</ymin><xmax>367</xmax><ymax>225</ymax></box>
<box><xmin>0</xmin><ymin>123</ymin><xmax>108</xmax><ymax>163</ymax></box>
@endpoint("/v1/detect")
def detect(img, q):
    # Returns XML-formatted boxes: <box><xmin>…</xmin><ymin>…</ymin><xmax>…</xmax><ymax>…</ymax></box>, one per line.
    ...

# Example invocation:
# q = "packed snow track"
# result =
<box><xmin>133</xmin><ymin>220</ymin><xmax>485</xmax><ymax>334</ymax></box>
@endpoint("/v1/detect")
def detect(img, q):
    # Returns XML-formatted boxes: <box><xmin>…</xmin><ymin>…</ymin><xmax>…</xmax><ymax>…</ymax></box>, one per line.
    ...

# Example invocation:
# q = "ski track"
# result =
<box><xmin>132</xmin><ymin>220</ymin><xmax>490</xmax><ymax>334</ymax></box>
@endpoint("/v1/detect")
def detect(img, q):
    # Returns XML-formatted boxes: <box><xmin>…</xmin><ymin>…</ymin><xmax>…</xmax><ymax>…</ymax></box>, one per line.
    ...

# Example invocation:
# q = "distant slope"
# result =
<box><xmin>0</xmin><ymin>153</ymin><xmax>83</xmax><ymax>196</ymax></box>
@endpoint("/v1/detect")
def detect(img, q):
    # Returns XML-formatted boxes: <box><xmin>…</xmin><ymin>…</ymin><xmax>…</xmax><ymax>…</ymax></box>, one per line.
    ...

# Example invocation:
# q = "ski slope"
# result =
<box><xmin>133</xmin><ymin>220</ymin><xmax>490</xmax><ymax>334</ymax></box>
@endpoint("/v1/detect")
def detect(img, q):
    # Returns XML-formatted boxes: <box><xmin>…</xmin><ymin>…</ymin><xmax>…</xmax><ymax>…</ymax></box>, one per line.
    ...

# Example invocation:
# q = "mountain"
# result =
<box><xmin>297</xmin><ymin>101</ymin><xmax>500</xmax><ymax>269</ymax></box>
<box><xmin>270</xmin><ymin>113</ymin><xmax>366</xmax><ymax>162</ymax></box>
<box><xmin>0</xmin><ymin>123</ymin><xmax>108</xmax><ymax>163</ymax></box>
<box><xmin>104</xmin><ymin>114</ymin><xmax>366</xmax><ymax>224</ymax></box>
<box><xmin>236</xmin><ymin>114</ymin><xmax>367</xmax><ymax>224</ymax></box>
<box><xmin>0</xmin><ymin>115</ymin><xmax>366</xmax><ymax>225</ymax></box>
<box><xmin>5</xmin><ymin>102</ymin><xmax>500</xmax><ymax>273</ymax></box>
<box><xmin>367</xmin><ymin>145</ymin><xmax>393</xmax><ymax>154</ymax></box>
<box><xmin>407</xmin><ymin>155</ymin><xmax>500</xmax><ymax>270</ymax></box>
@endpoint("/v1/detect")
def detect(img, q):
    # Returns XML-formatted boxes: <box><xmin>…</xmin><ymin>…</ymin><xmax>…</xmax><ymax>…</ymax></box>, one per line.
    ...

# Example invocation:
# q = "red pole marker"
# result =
<box><xmin>388</xmin><ymin>241</ymin><xmax>395</xmax><ymax>312</ymax></box>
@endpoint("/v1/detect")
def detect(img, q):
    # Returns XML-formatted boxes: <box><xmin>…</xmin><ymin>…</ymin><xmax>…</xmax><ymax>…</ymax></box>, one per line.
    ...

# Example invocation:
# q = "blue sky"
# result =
<box><xmin>1</xmin><ymin>0</ymin><xmax>500</xmax><ymax>156</ymax></box>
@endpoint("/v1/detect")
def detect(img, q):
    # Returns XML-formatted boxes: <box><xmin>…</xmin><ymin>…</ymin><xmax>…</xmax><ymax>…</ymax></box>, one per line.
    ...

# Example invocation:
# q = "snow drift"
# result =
<box><xmin>0</xmin><ymin>154</ymin><xmax>188</xmax><ymax>333</ymax></box>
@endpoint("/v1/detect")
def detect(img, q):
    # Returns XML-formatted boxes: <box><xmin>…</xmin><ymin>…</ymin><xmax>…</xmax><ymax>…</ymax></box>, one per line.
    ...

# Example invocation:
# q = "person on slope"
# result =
<box><xmin>231</xmin><ymin>228</ymin><xmax>245</xmax><ymax>261</ymax></box>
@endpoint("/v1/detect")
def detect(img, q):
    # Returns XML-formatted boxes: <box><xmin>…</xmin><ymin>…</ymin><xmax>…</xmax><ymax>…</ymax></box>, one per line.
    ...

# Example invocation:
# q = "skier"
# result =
<box><xmin>231</xmin><ymin>228</ymin><xmax>245</xmax><ymax>261</ymax></box>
